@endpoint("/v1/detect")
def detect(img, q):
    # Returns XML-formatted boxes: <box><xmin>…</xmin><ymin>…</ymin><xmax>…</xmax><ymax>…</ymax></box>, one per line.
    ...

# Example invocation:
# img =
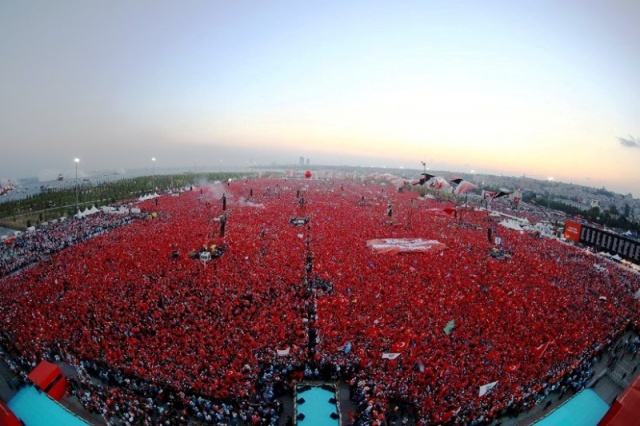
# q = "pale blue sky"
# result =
<box><xmin>1</xmin><ymin>1</ymin><xmax>639</xmax><ymax>195</ymax></box>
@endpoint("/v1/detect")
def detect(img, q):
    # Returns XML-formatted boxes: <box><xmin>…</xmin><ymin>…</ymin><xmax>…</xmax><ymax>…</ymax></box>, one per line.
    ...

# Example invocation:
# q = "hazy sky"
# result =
<box><xmin>1</xmin><ymin>1</ymin><xmax>639</xmax><ymax>195</ymax></box>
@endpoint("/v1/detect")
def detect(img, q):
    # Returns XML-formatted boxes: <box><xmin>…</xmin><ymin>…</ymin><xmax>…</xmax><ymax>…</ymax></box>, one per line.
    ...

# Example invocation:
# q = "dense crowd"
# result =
<box><xmin>0</xmin><ymin>212</ymin><xmax>138</xmax><ymax>277</ymax></box>
<box><xmin>309</xmin><ymin>182</ymin><xmax>639</xmax><ymax>424</ymax></box>
<box><xmin>0</xmin><ymin>178</ymin><xmax>639</xmax><ymax>425</ymax></box>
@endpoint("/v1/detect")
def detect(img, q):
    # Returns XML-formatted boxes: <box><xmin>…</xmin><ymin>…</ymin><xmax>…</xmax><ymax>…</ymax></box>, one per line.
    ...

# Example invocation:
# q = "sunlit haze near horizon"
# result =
<box><xmin>1</xmin><ymin>1</ymin><xmax>639</xmax><ymax>196</ymax></box>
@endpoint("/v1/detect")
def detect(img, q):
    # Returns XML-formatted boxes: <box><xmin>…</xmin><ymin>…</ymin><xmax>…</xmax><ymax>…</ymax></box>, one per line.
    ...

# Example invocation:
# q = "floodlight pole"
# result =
<box><xmin>74</xmin><ymin>158</ymin><xmax>80</xmax><ymax>216</ymax></box>
<box><xmin>152</xmin><ymin>157</ymin><xmax>156</xmax><ymax>192</ymax></box>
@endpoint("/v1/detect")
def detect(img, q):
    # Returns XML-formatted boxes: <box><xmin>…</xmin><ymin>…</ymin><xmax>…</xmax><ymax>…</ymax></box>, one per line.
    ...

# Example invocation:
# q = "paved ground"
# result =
<box><xmin>0</xmin><ymin>226</ymin><xmax>16</xmax><ymax>238</ymax></box>
<box><xmin>56</xmin><ymin>362</ymin><xmax>108</xmax><ymax>425</ymax></box>
<box><xmin>337</xmin><ymin>382</ymin><xmax>357</xmax><ymax>424</ymax></box>
<box><xmin>0</xmin><ymin>357</ymin><xmax>20</xmax><ymax>404</ymax></box>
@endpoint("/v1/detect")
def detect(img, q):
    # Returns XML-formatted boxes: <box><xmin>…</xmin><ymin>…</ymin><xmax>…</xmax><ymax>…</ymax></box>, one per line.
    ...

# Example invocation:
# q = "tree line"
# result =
<box><xmin>0</xmin><ymin>172</ymin><xmax>248</xmax><ymax>230</ymax></box>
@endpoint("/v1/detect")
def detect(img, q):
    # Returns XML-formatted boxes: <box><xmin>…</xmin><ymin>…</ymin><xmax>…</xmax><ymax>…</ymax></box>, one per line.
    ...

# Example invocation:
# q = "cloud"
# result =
<box><xmin>618</xmin><ymin>135</ymin><xmax>640</xmax><ymax>148</ymax></box>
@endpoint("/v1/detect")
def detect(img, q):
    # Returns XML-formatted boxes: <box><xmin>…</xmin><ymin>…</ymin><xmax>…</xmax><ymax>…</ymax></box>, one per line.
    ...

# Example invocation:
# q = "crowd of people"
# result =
<box><xmin>0</xmin><ymin>178</ymin><xmax>638</xmax><ymax>425</ymax></box>
<box><xmin>308</xmin><ymin>181</ymin><xmax>639</xmax><ymax>423</ymax></box>
<box><xmin>0</xmin><ymin>211</ymin><xmax>138</xmax><ymax>278</ymax></box>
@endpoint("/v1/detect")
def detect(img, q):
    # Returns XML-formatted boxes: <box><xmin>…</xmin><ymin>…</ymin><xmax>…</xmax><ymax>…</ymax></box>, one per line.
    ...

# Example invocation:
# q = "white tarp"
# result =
<box><xmin>102</xmin><ymin>206</ymin><xmax>129</xmax><ymax>215</ymax></box>
<box><xmin>499</xmin><ymin>219</ymin><xmax>524</xmax><ymax>231</ymax></box>
<box><xmin>367</xmin><ymin>238</ymin><xmax>446</xmax><ymax>254</ymax></box>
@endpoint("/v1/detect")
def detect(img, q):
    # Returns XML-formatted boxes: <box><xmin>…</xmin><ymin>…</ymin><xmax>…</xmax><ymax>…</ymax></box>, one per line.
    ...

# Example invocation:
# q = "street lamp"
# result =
<box><xmin>74</xmin><ymin>158</ymin><xmax>80</xmax><ymax>216</ymax></box>
<box><xmin>152</xmin><ymin>157</ymin><xmax>156</xmax><ymax>192</ymax></box>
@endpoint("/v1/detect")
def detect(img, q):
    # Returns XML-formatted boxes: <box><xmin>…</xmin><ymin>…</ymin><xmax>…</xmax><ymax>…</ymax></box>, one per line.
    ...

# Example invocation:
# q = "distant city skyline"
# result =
<box><xmin>1</xmin><ymin>1</ymin><xmax>638</xmax><ymax>196</ymax></box>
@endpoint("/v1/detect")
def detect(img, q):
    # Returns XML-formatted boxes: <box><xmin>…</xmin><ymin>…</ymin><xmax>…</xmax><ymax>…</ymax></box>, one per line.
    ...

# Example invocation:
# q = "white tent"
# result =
<box><xmin>139</xmin><ymin>192</ymin><xmax>160</xmax><ymax>201</ymax></box>
<box><xmin>75</xmin><ymin>206</ymin><xmax>101</xmax><ymax>219</ymax></box>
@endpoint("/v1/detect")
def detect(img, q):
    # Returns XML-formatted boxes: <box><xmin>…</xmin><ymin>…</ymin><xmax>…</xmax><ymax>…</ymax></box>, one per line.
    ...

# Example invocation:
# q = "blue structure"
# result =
<box><xmin>8</xmin><ymin>386</ymin><xmax>88</xmax><ymax>426</ymax></box>
<box><xmin>296</xmin><ymin>385</ymin><xmax>339</xmax><ymax>425</ymax></box>
<box><xmin>534</xmin><ymin>389</ymin><xmax>609</xmax><ymax>426</ymax></box>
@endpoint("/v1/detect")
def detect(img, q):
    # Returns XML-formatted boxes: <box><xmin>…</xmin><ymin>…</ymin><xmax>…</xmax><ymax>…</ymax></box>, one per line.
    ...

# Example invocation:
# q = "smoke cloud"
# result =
<box><xmin>618</xmin><ymin>135</ymin><xmax>640</xmax><ymax>148</ymax></box>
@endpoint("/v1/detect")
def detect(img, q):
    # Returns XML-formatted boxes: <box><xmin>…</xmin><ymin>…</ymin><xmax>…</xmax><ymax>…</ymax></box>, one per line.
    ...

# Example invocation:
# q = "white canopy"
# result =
<box><xmin>138</xmin><ymin>192</ymin><xmax>160</xmax><ymax>201</ymax></box>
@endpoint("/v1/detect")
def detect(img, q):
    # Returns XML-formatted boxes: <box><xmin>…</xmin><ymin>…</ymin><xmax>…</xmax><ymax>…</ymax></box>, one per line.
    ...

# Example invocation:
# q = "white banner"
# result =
<box><xmin>382</xmin><ymin>353</ymin><xmax>401</xmax><ymax>360</ymax></box>
<box><xmin>367</xmin><ymin>238</ymin><xmax>445</xmax><ymax>254</ymax></box>
<box><xmin>479</xmin><ymin>381</ymin><xmax>498</xmax><ymax>396</ymax></box>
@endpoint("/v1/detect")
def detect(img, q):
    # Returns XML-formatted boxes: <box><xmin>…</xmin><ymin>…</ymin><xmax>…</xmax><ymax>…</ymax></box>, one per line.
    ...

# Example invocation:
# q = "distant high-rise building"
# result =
<box><xmin>299</xmin><ymin>156</ymin><xmax>305</xmax><ymax>166</ymax></box>
<box><xmin>306</xmin><ymin>158</ymin><xmax>310</xmax><ymax>166</ymax></box>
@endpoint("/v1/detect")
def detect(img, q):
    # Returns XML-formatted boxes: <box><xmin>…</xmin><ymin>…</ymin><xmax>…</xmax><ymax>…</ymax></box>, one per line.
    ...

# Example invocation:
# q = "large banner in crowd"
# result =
<box><xmin>367</xmin><ymin>238</ymin><xmax>446</xmax><ymax>254</ymax></box>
